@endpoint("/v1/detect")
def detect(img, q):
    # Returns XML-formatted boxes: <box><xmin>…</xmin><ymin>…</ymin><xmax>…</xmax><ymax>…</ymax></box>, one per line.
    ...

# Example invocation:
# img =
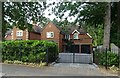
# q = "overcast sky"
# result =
<box><xmin>43</xmin><ymin>0</ymin><xmax>78</xmax><ymax>22</ymax></box>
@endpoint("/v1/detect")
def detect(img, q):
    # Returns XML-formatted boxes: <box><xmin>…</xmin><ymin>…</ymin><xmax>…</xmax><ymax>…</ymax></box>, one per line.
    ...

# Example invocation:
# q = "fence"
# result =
<box><xmin>93</xmin><ymin>48</ymin><xmax>119</xmax><ymax>69</ymax></box>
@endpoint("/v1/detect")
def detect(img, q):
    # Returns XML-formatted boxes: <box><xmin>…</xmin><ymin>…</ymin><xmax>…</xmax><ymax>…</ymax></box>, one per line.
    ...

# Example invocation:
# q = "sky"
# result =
<box><xmin>43</xmin><ymin>0</ymin><xmax>78</xmax><ymax>22</ymax></box>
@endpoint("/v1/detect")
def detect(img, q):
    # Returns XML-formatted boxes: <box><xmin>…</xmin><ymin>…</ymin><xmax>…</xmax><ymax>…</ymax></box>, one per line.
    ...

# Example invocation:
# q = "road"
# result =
<box><xmin>0</xmin><ymin>63</ymin><xmax>118</xmax><ymax>76</ymax></box>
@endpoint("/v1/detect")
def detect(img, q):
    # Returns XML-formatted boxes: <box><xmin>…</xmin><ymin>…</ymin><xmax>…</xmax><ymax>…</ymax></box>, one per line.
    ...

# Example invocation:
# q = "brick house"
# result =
<box><xmin>5</xmin><ymin>22</ymin><xmax>93</xmax><ymax>53</ymax></box>
<box><xmin>5</xmin><ymin>25</ymin><xmax>41</xmax><ymax>40</ymax></box>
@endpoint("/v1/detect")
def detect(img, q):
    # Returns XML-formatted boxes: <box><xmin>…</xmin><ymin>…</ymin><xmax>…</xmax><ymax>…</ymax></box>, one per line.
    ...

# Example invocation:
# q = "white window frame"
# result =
<box><xmin>65</xmin><ymin>35</ymin><xmax>70</xmax><ymax>39</ymax></box>
<box><xmin>73</xmin><ymin>33</ymin><xmax>79</xmax><ymax>39</ymax></box>
<box><xmin>46</xmin><ymin>32</ymin><xmax>54</xmax><ymax>38</ymax></box>
<box><xmin>16</xmin><ymin>30</ymin><xmax>23</xmax><ymax>36</ymax></box>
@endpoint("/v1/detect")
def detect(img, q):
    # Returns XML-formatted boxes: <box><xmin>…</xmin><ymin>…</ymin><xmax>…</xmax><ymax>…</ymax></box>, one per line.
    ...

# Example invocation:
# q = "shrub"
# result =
<box><xmin>95</xmin><ymin>51</ymin><xmax>119</xmax><ymax>67</ymax></box>
<box><xmin>2</xmin><ymin>40</ymin><xmax>58</xmax><ymax>63</ymax></box>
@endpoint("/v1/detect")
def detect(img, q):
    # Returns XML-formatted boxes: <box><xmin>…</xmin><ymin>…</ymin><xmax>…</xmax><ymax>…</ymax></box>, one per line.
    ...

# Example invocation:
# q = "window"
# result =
<box><xmin>73</xmin><ymin>33</ymin><xmax>78</xmax><ymax>39</ymax></box>
<box><xmin>46</xmin><ymin>32</ymin><xmax>54</xmax><ymax>38</ymax></box>
<box><xmin>65</xmin><ymin>35</ymin><xmax>70</xmax><ymax>39</ymax></box>
<box><xmin>16</xmin><ymin>31</ymin><xmax>23</xmax><ymax>36</ymax></box>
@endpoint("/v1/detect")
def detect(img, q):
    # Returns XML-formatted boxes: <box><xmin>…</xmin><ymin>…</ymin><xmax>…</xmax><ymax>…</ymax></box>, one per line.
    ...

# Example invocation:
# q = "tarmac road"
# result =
<box><xmin>0</xmin><ymin>63</ymin><xmax>118</xmax><ymax>77</ymax></box>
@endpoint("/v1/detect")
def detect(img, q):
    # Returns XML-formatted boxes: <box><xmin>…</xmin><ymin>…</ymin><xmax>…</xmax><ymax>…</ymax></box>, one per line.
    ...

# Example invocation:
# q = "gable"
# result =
<box><xmin>41</xmin><ymin>22</ymin><xmax>60</xmax><ymax>33</ymax></box>
<box><xmin>72</xmin><ymin>29</ymin><xmax>80</xmax><ymax>34</ymax></box>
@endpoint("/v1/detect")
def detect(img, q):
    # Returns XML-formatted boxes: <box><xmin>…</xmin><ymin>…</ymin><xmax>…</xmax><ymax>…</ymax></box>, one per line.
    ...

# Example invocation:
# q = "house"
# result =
<box><xmin>5</xmin><ymin>24</ymin><xmax>41</xmax><ymax>40</ymax></box>
<box><xmin>5</xmin><ymin>22</ymin><xmax>93</xmax><ymax>54</ymax></box>
<box><xmin>62</xmin><ymin>25</ymin><xmax>93</xmax><ymax>54</ymax></box>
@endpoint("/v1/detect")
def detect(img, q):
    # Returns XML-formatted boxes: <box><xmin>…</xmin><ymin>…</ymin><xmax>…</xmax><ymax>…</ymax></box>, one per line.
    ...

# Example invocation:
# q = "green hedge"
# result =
<box><xmin>95</xmin><ymin>51</ymin><xmax>119</xmax><ymax>67</ymax></box>
<box><xmin>2</xmin><ymin>40</ymin><xmax>58</xmax><ymax>63</ymax></box>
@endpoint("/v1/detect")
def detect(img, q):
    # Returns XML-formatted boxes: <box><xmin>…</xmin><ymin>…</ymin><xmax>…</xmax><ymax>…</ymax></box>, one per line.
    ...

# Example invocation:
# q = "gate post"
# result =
<box><xmin>73</xmin><ymin>45</ymin><xmax>75</xmax><ymax>63</ymax></box>
<box><xmin>93</xmin><ymin>50</ymin><xmax>95</xmax><ymax>63</ymax></box>
<box><xmin>46</xmin><ymin>47</ymin><xmax>48</xmax><ymax>66</ymax></box>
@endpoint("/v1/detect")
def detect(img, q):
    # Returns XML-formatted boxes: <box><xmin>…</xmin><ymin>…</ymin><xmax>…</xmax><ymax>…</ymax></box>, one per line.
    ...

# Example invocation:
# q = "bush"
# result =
<box><xmin>2</xmin><ymin>40</ymin><xmax>58</xmax><ymax>63</ymax></box>
<box><xmin>95</xmin><ymin>51</ymin><xmax>119</xmax><ymax>67</ymax></box>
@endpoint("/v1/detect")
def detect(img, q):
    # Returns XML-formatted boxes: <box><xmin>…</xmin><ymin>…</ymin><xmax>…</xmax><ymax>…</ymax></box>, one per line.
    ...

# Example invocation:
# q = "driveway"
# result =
<box><xmin>1</xmin><ymin>63</ymin><xmax>118</xmax><ymax>76</ymax></box>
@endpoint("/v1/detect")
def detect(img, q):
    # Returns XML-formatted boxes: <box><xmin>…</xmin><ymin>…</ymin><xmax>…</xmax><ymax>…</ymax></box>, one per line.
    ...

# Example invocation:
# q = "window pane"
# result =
<box><xmin>16</xmin><ymin>31</ymin><xmax>23</xmax><ymax>36</ymax></box>
<box><xmin>46</xmin><ymin>32</ymin><xmax>54</xmax><ymax>38</ymax></box>
<box><xmin>74</xmin><ymin>33</ymin><xmax>78</xmax><ymax>39</ymax></box>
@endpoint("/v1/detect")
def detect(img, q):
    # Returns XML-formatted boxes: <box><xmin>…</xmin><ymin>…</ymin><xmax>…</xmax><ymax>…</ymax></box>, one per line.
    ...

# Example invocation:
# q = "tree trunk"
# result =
<box><xmin>117</xmin><ymin>2</ymin><xmax>120</xmax><ymax>48</ymax></box>
<box><xmin>103</xmin><ymin>3</ymin><xmax>111</xmax><ymax>50</ymax></box>
<box><xmin>0</xmin><ymin>2</ymin><xmax>2</xmax><ymax>41</ymax></box>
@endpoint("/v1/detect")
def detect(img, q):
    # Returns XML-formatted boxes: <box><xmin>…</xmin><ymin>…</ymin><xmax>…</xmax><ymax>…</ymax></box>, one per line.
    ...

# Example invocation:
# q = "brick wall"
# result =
<box><xmin>41</xmin><ymin>22</ymin><xmax>63</xmax><ymax>52</ymax></box>
<box><xmin>12</xmin><ymin>27</ymin><xmax>28</xmax><ymax>40</ymax></box>
<box><xmin>28</xmin><ymin>32</ymin><xmax>41</xmax><ymax>40</ymax></box>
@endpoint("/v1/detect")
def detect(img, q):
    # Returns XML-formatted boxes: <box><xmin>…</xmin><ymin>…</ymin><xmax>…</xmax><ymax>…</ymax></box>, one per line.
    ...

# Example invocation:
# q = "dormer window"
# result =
<box><xmin>46</xmin><ymin>32</ymin><xmax>54</xmax><ymax>38</ymax></box>
<box><xmin>73</xmin><ymin>33</ymin><xmax>78</xmax><ymax>39</ymax></box>
<box><xmin>16</xmin><ymin>30</ymin><xmax>23</xmax><ymax>36</ymax></box>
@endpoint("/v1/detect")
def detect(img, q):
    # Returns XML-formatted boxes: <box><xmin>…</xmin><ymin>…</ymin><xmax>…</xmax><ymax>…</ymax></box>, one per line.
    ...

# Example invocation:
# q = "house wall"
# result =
<box><xmin>12</xmin><ymin>27</ymin><xmax>28</xmax><ymax>40</ymax></box>
<box><xmin>5</xmin><ymin>35</ymin><xmax>12</xmax><ymax>40</ymax></box>
<box><xmin>59</xmin><ymin>34</ymin><xmax>64</xmax><ymax>52</ymax></box>
<box><xmin>41</xmin><ymin>22</ymin><xmax>62</xmax><ymax>52</ymax></box>
<box><xmin>69</xmin><ymin>34</ymin><xmax>92</xmax><ymax>44</ymax></box>
<box><xmin>28</xmin><ymin>32</ymin><xmax>41</xmax><ymax>40</ymax></box>
<box><xmin>63</xmin><ymin>33</ymin><xmax>93</xmax><ymax>53</ymax></box>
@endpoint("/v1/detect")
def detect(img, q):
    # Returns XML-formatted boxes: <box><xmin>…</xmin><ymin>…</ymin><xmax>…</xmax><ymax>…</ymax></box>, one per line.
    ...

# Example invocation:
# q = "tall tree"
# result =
<box><xmin>117</xmin><ymin>2</ymin><xmax>120</xmax><ymax>47</ymax></box>
<box><xmin>0</xmin><ymin>2</ymin><xmax>2</xmax><ymax>41</ymax></box>
<box><xmin>51</xmin><ymin>2</ymin><xmax>118</xmax><ymax>47</ymax></box>
<box><xmin>103</xmin><ymin>3</ymin><xmax>111</xmax><ymax>50</ymax></box>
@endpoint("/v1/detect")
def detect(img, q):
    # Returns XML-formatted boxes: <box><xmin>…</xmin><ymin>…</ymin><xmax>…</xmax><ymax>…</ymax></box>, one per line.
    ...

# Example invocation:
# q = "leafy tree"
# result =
<box><xmin>50</xmin><ymin>2</ymin><xmax>119</xmax><ymax>47</ymax></box>
<box><xmin>2</xmin><ymin>2</ymin><xmax>48</xmax><ymax>40</ymax></box>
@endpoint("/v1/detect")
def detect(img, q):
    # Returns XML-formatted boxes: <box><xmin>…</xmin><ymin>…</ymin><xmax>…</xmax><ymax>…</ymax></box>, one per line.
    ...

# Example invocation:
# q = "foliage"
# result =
<box><xmin>51</xmin><ymin>2</ymin><xmax>119</xmax><ymax>46</ymax></box>
<box><xmin>3</xmin><ymin>2</ymin><xmax>120</xmax><ymax>46</ymax></box>
<box><xmin>95</xmin><ymin>51</ymin><xmax>119</xmax><ymax>67</ymax></box>
<box><xmin>4</xmin><ymin>60</ymin><xmax>46</xmax><ymax>67</ymax></box>
<box><xmin>2</xmin><ymin>2</ymin><xmax>50</xmax><ymax>40</ymax></box>
<box><xmin>2</xmin><ymin>40</ymin><xmax>58</xmax><ymax>63</ymax></box>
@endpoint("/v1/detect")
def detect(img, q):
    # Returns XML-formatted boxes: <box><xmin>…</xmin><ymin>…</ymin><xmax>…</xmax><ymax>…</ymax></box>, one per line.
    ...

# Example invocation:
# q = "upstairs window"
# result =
<box><xmin>46</xmin><ymin>32</ymin><xmax>54</xmax><ymax>38</ymax></box>
<box><xmin>73</xmin><ymin>33</ymin><xmax>78</xmax><ymax>39</ymax></box>
<box><xmin>16</xmin><ymin>31</ymin><xmax>23</xmax><ymax>36</ymax></box>
<box><xmin>65</xmin><ymin>35</ymin><xmax>70</xmax><ymax>39</ymax></box>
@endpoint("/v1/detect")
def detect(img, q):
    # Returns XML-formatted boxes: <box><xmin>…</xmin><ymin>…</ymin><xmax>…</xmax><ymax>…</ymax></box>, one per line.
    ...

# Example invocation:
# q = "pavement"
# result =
<box><xmin>0</xmin><ymin>63</ymin><xmax>118</xmax><ymax>76</ymax></box>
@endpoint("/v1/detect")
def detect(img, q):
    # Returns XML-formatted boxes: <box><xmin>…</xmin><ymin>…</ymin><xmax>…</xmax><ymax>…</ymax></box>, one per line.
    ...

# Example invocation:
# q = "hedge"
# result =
<box><xmin>95</xmin><ymin>51</ymin><xmax>119</xmax><ymax>67</ymax></box>
<box><xmin>2</xmin><ymin>40</ymin><xmax>58</xmax><ymax>63</ymax></box>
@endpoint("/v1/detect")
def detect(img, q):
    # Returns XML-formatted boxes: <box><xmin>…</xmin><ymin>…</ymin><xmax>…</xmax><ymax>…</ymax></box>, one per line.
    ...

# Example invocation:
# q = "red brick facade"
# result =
<box><xmin>28</xmin><ymin>32</ymin><xmax>41</xmax><ymax>40</ymax></box>
<box><xmin>5</xmin><ymin>22</ymin><xmax>93</xmax><ymax>53</ymax></box>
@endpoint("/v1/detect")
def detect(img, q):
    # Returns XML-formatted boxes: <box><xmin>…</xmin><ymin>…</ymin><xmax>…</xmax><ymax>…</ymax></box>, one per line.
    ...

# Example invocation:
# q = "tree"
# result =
<box><xmin>117</xmin><ymin>2</ymin><xmax>120</xmax><ymax>47</ymax></box>
<box><xmin>0</xmin><ymin>2</ymin><xmax>2</xmax><ymax>41</ymax></box>
<box><xmin>103</xmin><ymin>3</ymin><xmax>111</xmax><ymax>50</ymax></box>
<box><xmin>2</xmin><ymin>2</ymin><xmax>48</xmax><ymax>40</ymax></box>
<box><xmin>51</xmin><ymin>2</ymin><xmax>107</xmax><ymax>46</ymax></box>
<box><xmin>50</xmin><ymin>2</ymin><xmax>118</xmax><ymax>47</ymax></box>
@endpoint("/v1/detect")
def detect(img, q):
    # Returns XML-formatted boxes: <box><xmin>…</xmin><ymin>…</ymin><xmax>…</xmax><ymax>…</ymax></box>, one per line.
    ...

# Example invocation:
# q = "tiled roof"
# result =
<box><xmin>5</xmin><ymin>30</ymin><xmax>12</xmax><ymax>35</ymax></box>
<box><xmin>64</xmin><ymin>25</ymin><xmax>87</xmax><ymax>34</ymax></box>
<box><xmin>5</xmin><ymin>22</ymin><xmax>87</xmax><ymax>36</ymax></box>
<box><xmin>32</xmin><ymin>25</ymin><xmax>42</xmax><ymax>33</ymax></box>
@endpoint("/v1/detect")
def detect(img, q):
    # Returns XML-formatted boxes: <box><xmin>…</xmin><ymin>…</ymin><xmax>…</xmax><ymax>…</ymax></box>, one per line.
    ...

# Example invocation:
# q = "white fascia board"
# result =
<box><xmin>87</xmin><ymin>33</ymin><xmax>92</xmax><ymax>38</ymax></box>
<box><xmin>72</xmin><ymin>29</ymin><xmax>80</xmax><ymax>34</ymax></box>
